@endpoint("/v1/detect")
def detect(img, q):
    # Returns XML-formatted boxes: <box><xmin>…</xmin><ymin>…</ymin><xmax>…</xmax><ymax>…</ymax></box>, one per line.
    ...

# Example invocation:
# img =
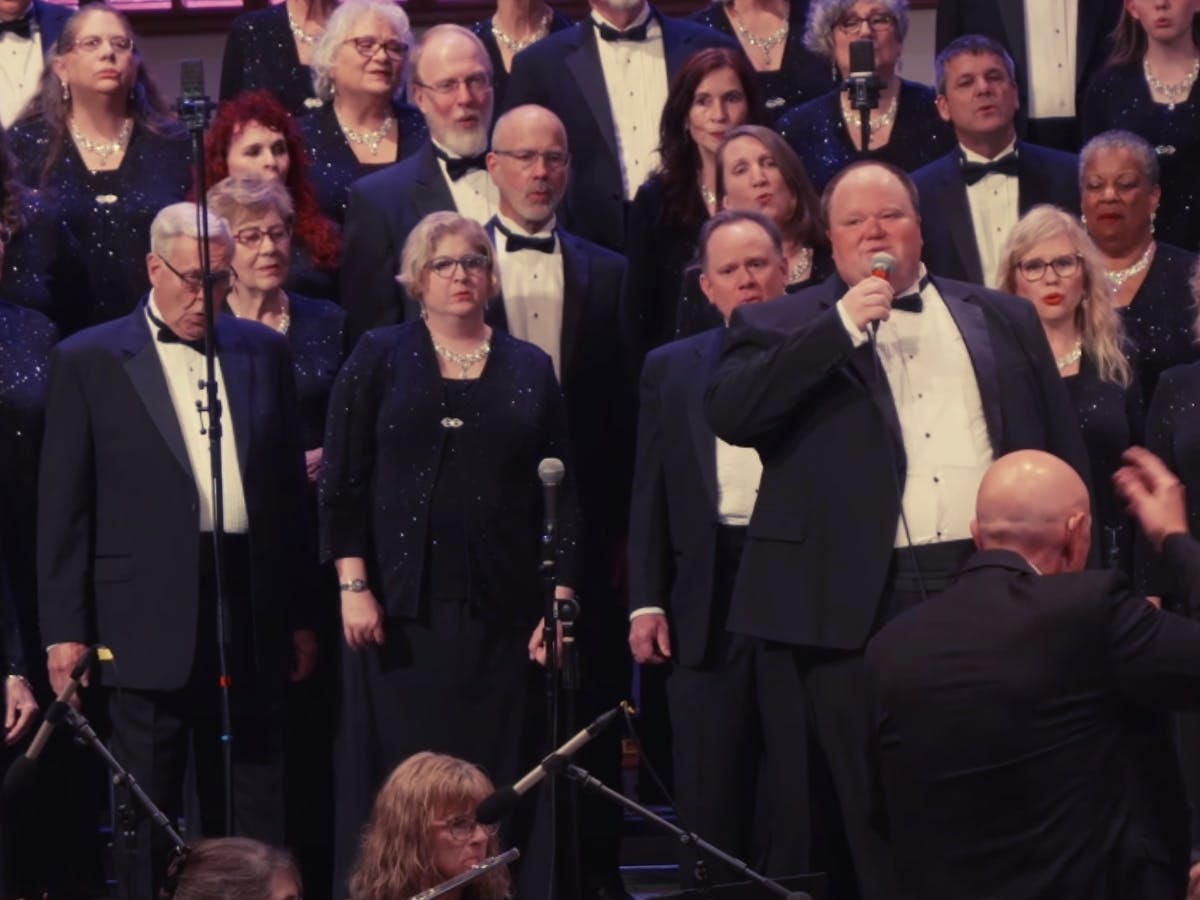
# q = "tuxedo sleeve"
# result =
<box><xmin>501</xmin><ymin>47</ymin><xmax>547</xmax><ymax>115</ymax></box>
<box><xmin>627</xmin><ymin>350</ymin><xmax>675</xmax><ymax>612</ymax></box>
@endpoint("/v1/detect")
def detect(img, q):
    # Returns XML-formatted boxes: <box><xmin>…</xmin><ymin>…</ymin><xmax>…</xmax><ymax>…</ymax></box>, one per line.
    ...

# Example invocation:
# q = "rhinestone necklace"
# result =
<box><xmin>338</xmin><ymin>113</ymin><xmax>395</xmax><ymax>157</ymax></box>
<box><xmin>70</xmin><ymin>117</ymin><xmax>132</xmax><ymax>167</ymax></box>
<box><xmin>434</xmin><ymin>338</ymin><xmax>491</xmax><ymax>378</ymax></box>
<box><xmin>1143</xmin><ymin>56</ymin><xmax>1200</xmax><ymax>111</ymax></box>
<box><xmin>729</xmin><ymin>6</ymin><xmax>788</xmax><ymax>67</ymax></box>
<box><xmin>492</xmin><ymin>11</ymin><xmax>551</xmax><ymax>53</ymax></box>
<box><xmin>1056</xmin><ymin>339</ymin><xmax>1083</xmax><ymax>371</ymax></box>
<box><xmin>287</xmin><ymin>6</ymin><xmax>321</xmax><ymax>46</ymax></box>
<box><xmin>699</xmin><ymin>183</ymin><xmax>718</xmax><ymax>212</ymax></box>
<box><xmin>1105</xmin><ymin>241</ymin><xmax>1155</xmax><ymax>289</ymax></box>
<box><xmin>841</xmin><ymin>92</ymin><xmax>898</xmax><ymax>145</ymax></box>
<box><xmin>787</xmin><ymin>246</ymin><xmax>813</xmax><ymax>284</ymax></box>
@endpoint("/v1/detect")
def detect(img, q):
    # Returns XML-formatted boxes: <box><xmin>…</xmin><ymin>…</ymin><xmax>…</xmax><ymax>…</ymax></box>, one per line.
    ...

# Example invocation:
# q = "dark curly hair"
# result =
<box><xmin>655</xmin><ymin>47</ymin><xmax>766</xmax><ymax>231</ymax></box>
<box><xmin>200</xmin><ymin>90</ymin><xmax>340</xmax><ymax>271</ymax></box>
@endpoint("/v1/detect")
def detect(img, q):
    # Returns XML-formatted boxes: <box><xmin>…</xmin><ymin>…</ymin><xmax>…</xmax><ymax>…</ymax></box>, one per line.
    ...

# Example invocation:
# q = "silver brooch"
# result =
<box><xmin>440</xmin><ymin>417</ymin><xmax>464</xmax><ymax>429</ymax></box>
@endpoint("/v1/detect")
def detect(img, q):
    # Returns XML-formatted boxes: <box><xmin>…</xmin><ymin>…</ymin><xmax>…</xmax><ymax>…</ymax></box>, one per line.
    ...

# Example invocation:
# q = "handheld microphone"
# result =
<box><xmin>538</xmin><ymin>457</ymin><xmax>565</xmax><ymax>565</ymax></box>
<box><xmin>870</xmin><ymin>252</ymin><xmax>896</xmax><ymax>281</ymax></box>
<box><xmin>475</xmin><ymin>703</ymin><xmax>628</xmax><ymax>824</ymax></box>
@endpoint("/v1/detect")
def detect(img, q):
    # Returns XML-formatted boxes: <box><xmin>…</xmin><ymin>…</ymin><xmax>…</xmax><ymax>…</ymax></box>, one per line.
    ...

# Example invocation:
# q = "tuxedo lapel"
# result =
<box><xmin>687</xmin><ymin>331</ymin><xmax>721</xmax><ymax>505</ymax></box>
<box><xmin>997</xmin><ymin>0</ymin><xmax>1028</xmax><ymax>88</ymax></box>
<box><xmin>120</xmin><ymin>311</ymin><xmax>192</xmax><ymax>478</ymax></box>
<box><xmin>558</xmin><ymin>232</ymin><xmax>588</xmax><ymax>379</ymax></box>
<box><xmin>565</xmin><ymin>27</ymin><xmax>620</xmax><ymax>164</ymax></box>
<box><xmin>1016</xmin><ymin>143</ymin><xmax>1050</xmax><ymax>214</ymax></box>
<box><xmin>410</xmin><ymin>144</ymin><xmax>455</xmax><ymax>215</ymax></box>
<box><xmin>935</xmin><ymin>158</ymin><xmax>985</xmax><ymax>284</ymax></box>
<box><xmin>936</xmin><ymin>280</ymin><xmax>1005</xmax><ymax>450</ymax></box>
<box><xmin>661</xmin><ymin>17</ymin><xmax>700</xmax><ymax>75</ymax></box>
<box><xmin>483</xmin><ymin>220</ymin><xmax>512</xmax><ymax>333</ymax></box>
<box><xmin>1074</xmin><ymin>4</ymin><xmax>1103</xmax><ymax>86</ymax></box>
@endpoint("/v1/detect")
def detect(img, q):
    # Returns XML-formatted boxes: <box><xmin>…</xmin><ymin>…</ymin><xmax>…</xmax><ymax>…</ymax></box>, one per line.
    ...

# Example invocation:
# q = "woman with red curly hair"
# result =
<box><xmin>201</xmin><ymin>89</ymin><xmax>341</xmax><ymax>302</ymax></box>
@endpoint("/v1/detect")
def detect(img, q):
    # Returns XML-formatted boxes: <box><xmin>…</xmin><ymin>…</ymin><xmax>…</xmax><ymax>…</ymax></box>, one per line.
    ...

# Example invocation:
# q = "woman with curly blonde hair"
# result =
<box><xmin>348</xmin><ymin>752</ymin><xmax>511</xmax><ymax>900</ymax></box>
<box><xmin>997</xmin><ymin>204</ymin><xmax>1142</xmax><ymax>575</ymax></box>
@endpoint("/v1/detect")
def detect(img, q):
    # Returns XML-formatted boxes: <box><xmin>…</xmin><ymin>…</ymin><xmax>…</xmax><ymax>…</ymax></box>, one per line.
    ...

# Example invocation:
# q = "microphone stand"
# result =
<box><xmin>562</xmin><ymin>764</ymin><xmax>811</xmax><ymax>900</ymax></box>
<box><xmin>405</xmin><ymin>849</ymin><xmax>520</xmax><ymax>900</ymax></box>
<box><xmin>176</xmin><ymin>62</ymin><xmax>235</xmax><ymax>835</ymax></box>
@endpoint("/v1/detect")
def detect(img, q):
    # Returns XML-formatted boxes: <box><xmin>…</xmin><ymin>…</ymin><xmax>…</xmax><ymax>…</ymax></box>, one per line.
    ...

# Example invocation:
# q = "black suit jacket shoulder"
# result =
<box><xmin>32</xmin><ymin>0</ymin><xmax>69</xmax><ymax>53</ymax></box>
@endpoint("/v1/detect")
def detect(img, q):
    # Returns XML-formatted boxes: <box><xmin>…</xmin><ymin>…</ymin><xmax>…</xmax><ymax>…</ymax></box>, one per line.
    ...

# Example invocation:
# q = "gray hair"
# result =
<box><xmin>397</xmin><ymin>211</ymin><xmax>501</xmax><ymax>301</ymax></box>
<box><xmin>933</xmin><ymin>34</ymin><xmax>1016</xmax><ymax>95</ymax></box>
<box><xmin>149</xmin><ymin>202</ymin><xmax>233</xmax><ymax>257</ymax></box>
<box><xmin>410</xmin><ymin>24</ymin><xmax>492</xmax><ymax>86</ymax></box>
<box><xmin>696</xmin><ymin>209</ymin><xmax>784</xmax><ymax>272</ymax></box>
<box><xmin>310</xmin><ymin>0</ymin><xmax>412</xmax><ymax>102</ymax></box>
<box><xmin>1079</xmin><ymin>129</ymin><xmax>1160</xmax><ymax>188</ymax></box>
<box><xmin>206</xmin><ymin>176</ymin><xmax>295</xmax><ymax>229</ymax></box>
<box><xmin>805</xmin><ymin>0</ymin><xmax>909</xmax><ymax>61</ymax></box>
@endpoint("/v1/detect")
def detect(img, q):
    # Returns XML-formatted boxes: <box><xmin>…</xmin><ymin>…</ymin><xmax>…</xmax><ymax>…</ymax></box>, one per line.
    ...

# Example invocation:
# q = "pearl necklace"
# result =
<box><xmin>841</xmin><ymin>92</ymin><xmax>898</xmax><ymax>144</ymax></box>
<box><xmin>70</xmin><ymin>117</ymin><xmax>132</xmax><ymax>167</ymax></box>
<box><xmin>338</xmin><ymin>113</ymin><xmax>394</xmax><ymax>157</ymax></box>
<box><xmin>728</xmin><ymin>5</ymin><xmax>788</xmax><ymax>67</ymax></box>
<box><xmin>287</xmin><ymin>5</ymin><xmax>321</xmax><ymax>46</ymax></box>
<box><xmin>491</xmin><ymin>11</ymin><xmax>552</xmax><ymax>53</ymax></box>
<box><xmin>1056</xmin><ymin>339</ymin><xmax>1082</xmax><ymax>371</ymax></box>
<box><xmin>434</xmin><ymin>338</ymin><xmax>491</xmax><ymax>378</ymax></box>
<box><xmin>1105</xmin><ymin>241</ymin><xmax>1155</xmax><ymax>289</ymax></box>
<box><xmin>1143</xmin><ymin>56</ymin><xmax>1200</xmax><ymax>111</ymax></box>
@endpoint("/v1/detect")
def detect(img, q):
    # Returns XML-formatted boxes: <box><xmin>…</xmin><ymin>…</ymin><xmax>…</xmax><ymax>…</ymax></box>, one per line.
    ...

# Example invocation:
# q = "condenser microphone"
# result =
<box><xmin>538</xmin><ymin>457</ymin><xmax>565</xmax><ymax>565</ymax></box>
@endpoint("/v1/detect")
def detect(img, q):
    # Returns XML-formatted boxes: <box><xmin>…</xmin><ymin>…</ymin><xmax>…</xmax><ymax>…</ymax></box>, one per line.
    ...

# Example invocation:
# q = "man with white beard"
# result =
<box><xmin>341</xmin><ymin>24</ymin><xmax>500</xmax><ymax>338</ymax></box>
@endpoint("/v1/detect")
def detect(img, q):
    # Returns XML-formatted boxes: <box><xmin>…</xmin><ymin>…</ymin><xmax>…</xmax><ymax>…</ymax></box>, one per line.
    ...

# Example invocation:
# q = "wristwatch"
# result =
<box><xmin>339</xmin><ymin>578</ymin><xmax>369</xmax><ymax>593</ymax></box>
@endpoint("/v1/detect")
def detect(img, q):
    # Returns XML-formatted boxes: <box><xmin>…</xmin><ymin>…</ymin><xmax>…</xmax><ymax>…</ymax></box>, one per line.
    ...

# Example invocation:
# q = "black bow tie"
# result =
<box><xmin>890</xmin><ymin>276</ymin><xmax>930</xmax><ymax>314</ymax></box>
<box><xmin>959</xmin><ymin>151</ymin><xmax>1019</xmax><ymax>186</ymax></box>
<box><xmin>494</xmin><ymin>219</ymin><xmax>555</xmax><ymax>254</ymax></box>
<box><xmin>594</xmin><ymin>17</ymin><xmax>650</xmax><ymax>41</ymax></box>
<box><xmin>147</xmin><ymin>306</ymin><xmax>205</xmax><ymax>353</ymax></box>
<box><xmin>0</xmin><ymin>16</ymin><xmax>32</xmax><ymax>38</ymax></box>
<box><xmin>434</xmin><ymin>147</ymin><xmax>487</xmax><ymax>181</ymax></box>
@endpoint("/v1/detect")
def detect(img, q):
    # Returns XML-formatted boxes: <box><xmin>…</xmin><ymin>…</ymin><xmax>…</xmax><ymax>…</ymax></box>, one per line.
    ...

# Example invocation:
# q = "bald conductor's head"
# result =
<box><xmin>970</xmin><ymin>451</ymin><xmax>1092</xmax><ymax>574</ymax></box>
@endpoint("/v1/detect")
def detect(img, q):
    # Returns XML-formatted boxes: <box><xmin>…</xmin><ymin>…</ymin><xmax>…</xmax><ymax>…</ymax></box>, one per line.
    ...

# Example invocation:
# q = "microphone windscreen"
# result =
<box><xmin>870</xmin><ymin>253</ymin><xmax>896</xmax><ymax>280</ymax></box>
<box><xmin>849</xmin><ymin>39</ymin><xmax>875</xmax><ymax>77</ymax></box>
<box><xmin>476</xmin><ymin>786</ymin><xmax>519</xmax><ymax>825</ymax></box>
<box><xmin>179</xmin><ymin>59</ymin><xmax>205</xmax><ymax>99</ymax></box>
<box><xmin>537</xmin><ymin>458</ymin><xmax>565</xmax><ymax>487</ymax></box>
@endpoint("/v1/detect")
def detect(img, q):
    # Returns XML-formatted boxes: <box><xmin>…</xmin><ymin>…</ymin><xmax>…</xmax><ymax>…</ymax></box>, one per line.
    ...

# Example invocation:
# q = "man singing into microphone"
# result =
<box><xmin>705</xmin><ymin>159</ymin><xmax>1089</xmax><ymax>899</ymax></box>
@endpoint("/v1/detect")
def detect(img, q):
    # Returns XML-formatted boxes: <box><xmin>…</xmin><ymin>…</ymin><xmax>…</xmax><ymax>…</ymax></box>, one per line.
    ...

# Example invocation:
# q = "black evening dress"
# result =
<box><xmin>1082</xmin><ymin>63</ymin><xmax>1200</xmax><ymax>253</ymax></box>
<box><xmin>0</xmin><ymin>190</ymin><xmax>88</xmax><ymax>336</ymax></box>
<box><xmin>469</xmin><ymin>9</ymin><xmax>575</xmax><ymax>122</ymax></box>
<box><xmin>1116</xmin><ymin>242</ymin><xmax>1198</xmax><ymax>405</ymax></box>
<box><xmin>220</xmin><ymin>4</ymin><xmax>318</xmax><ymax>118</ymax></box>
<box><xmin>776</xmin><ymin>79</ymin><xmax>957</xmax><ymax>191</ymax></box>
<box><xmin>689</xmin><ymin>0</ymin><xmax>835</xmax><ymax>122</ymax></box>
<box><xmin>8</xmin><ymin>120</ymin><xmax>191</xmax><ymax>326</ymax></box>
<box><xmin>297</xmin><ymin>101</ymin><xmax>428</xmax><ymax>226</ymax></box>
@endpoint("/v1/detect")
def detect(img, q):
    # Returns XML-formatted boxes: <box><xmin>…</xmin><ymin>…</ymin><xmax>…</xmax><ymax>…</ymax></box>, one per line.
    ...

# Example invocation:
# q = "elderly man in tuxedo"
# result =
<box><xmin>37</xmin><ymin>203</ymin><xmax>314</xmax><ymax>899</ymax></box>
<box><xmin>912</xmin><ymin>34</ymin><xmax>1080</xmax><ymax>287</ymax></box>
<box><xmin>705</xmin><ymin>159</ymin><xmax>1089</xmax><ymax>899</ymax></box>
<box><xmin>341</xmin><ymin>24</ymin><xmax>498</xmax><ymax>339</ymax></box>
<box><xmin>0</xmin><ymin>0</ymin><xmax>70</xmax><ymax>126</ymax></box>
<box><xmin>934</xmin><ymin>0</ymin><xmax>1122</xmax><ymax>151</ymax></box>
<box><xmin>866</xmin><ymin>447</ymin><xmax>1200</xmax><ymax>900</ymax></box>
<box><xmin>502</xmin><ymin>0</ymin><xmax>736</xmax><ymax>252</ymax></box>
<box><xmin>629</xmin><ymin>208</ymin><xmax>810</xmax><ymax>885</ymax></box>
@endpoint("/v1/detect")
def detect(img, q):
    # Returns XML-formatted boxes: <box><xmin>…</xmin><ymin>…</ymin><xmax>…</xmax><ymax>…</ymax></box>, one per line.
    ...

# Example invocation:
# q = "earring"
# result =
<box><xmin>61</xmin><ymin>80</ymin><xmax>70</xmax><ymax>102</ymax></box>
<box><xmin>1080</xmin><ymin>214</ymin><xmax>1087</xmax><ymax>229</ymax></box>
<box><xmin>1151</xmin><ymin>211</ymin><xmax>1157</xmax><ymax>235</ymax></box>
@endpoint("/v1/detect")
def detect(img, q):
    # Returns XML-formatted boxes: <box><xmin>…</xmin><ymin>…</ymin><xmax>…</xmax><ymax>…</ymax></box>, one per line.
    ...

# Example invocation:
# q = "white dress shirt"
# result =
<box><xmin>962</xmin><ymin>141</ymin><xmax>1019</xmax><ymax>288</ymax></box>
<box><xmin>432</xmin><ymin>139</ymin><xmax>499</xmax><ymax>227</ymax></box>
<box><xmin>591</xmin><ymin>7</ymin><xmax>668</xmax><ymax>200</ymax></box>
<box><xmin>1023</xmin><ymin>0</ymin><xmax>1078</xmax><ymax>119</ymax></box>
<box><xmin>147</xmin><ymin>296</ymin><xmax>249</xmax><ymax>533</ymax></box>
<box><xmin>0</xmin><ymin>25</ymin><xmax>41</xmax><ymax>128</ymax></box>
<box><xmin>715</xmin><ymin>437</ymin><xmax>762</xmax><ymax>526</ymax></box>
<box><xmin>494</xmin><ymin>212</ymin><xmax>565</xmax><ymax>378</ymax></box>
<box><xmin>836</xmin><ymin>270</ymin><xmax>994</xmax><ymax>546</ymax></box>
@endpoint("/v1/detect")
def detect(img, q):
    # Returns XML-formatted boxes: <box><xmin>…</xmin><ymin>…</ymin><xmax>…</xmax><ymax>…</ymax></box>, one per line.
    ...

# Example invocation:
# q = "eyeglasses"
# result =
<box><xmin>343</xmin><ymin>36</ymin><xmax>408</xmax><ymax>61</ymax></box>
<box><xmin>835</xmin><ymin>12</ymin><xmax>897</xmax><ymax>35</ymax></box>
<box><xmin>70</xmin><ymin>35</ymin><xmax>134</xmax><ymax>54</ymax></box>
<box><xmin>156</xmin><ymin>254</ymin><xmax>235</xmax><ymax>291</ymax></box>
<box><xmin>427</xmin><ymin>254</ymin><xmax>490</xmax><ymax>278</ymax></box>
<box><xmin>233</xmin><ymin>225</ymin><xmax>292</xmax><ymax>248</ymax></box>
<box><xmin>1015</xmin><ymin>253</ymin><xmax>1082</xmax><ymax>282</ymax></box>
<box><xmin>413</xmin><ymin>73</ymin><xmax>492</xmax><ymax>96</ymax></box>
<box><xmin>491</xmin><ymin>149</ymin><xmax>571</xmax><ymax>171</ymax></box>
<box><xmin>435</xmin><ymin>816</ymin><xmax>500</xmax><ymax>842</ymax></box>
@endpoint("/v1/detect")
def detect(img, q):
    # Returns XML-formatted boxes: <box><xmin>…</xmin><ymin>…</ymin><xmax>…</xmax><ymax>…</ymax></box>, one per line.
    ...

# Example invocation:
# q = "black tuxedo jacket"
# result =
<box><xmin>705</xmin><ymin>274</ymin><xmax>1090</xmax><ymax>650</ymax></box>
<box><xmin>37</xmin><ymin>307</ymin><xmax>312</xmax><ymax>692</ymax></box>
<box><xmin>502</xmin><ymin>11</ymin><xmax>737</xmax><ymax>252</ymax></box>
<box><xmin>484</xmin><ymin>223</ymin><xmax>635</xmax><ymax>580</ymax></box>
<box><xmin>865</xmin><ymin>542</ymin><xmax>1200</xmax><ymax>900</ymax></box>
<box><xmin>913</xmin><ymin>141</ymin><xmax>1081</xmax><ymax>284</ymax></box>
<box><xmin>340</xmin><ymin>141</ymin><xmax>447</xmax><ymax>340</ymax></box>
<box><xmin>934</xmin><ymin>0</ymin><xmax>1122</xmax><ymax>133</ymax></box>
<box><xmin>629</xmin><ymin>328</ymin><xmax>728</xmax><ymax>667</ymax></box>
<box><xmin>32</xmin><ymin>0</ymin><xmax>68</xmax><ymax>53</ymax></box>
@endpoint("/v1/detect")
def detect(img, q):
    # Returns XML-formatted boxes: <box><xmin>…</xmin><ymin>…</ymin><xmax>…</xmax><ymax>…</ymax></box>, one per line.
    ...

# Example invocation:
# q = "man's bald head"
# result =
<box><xmin>487</xmin><ymin>104</ymin><xmax>570</xmax><ymax>233</ymax></box>
<box><xmin>971</xmin><ymin>451</ymin><xmax>1091</xmax><ymax>574</ymax></box>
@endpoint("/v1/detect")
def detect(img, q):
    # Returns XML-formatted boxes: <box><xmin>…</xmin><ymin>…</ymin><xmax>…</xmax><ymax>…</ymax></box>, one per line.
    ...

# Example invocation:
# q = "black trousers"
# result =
<box><xmin>109</xmin><ymin>535</ymin><xmax>284</xmax><ymax>900</ymax></box>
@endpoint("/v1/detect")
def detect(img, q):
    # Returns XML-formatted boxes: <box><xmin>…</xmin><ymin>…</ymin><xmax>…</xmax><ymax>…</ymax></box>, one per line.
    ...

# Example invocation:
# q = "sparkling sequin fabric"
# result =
<box><xmin>219</xmin><ymin>4</ymin><xmax>317</xmax><ymax>118</ymax></box>
<box><xmin>297</xmin><ymin>101</ymin><xmax>428</xmax><ymax>226</ymax></box>
<box><xmin>285</xmin><ymin>293</ymin><xmax>347</xmax><ymax>449</ymax></box>
<box><xmin>0</xmin><ymin>190</ymin><xmax>88</xmax><ymax>335</ymax></box>
<box><xmin>776</xmin><ymin>79</ymin><xmax>957</xmax><ymax>191</ymax></box>
<box><xmin>689</xmin><ymin>0</ymin><xmax>836</xmax><ymax>122</ymax></box>
<box><xmin>1082</xmin><ymin>63</ymin><xmax>1200</xmax><ymax>253</ymax></box>
<box><xmin>1147</xmin><ymin>360</ymin><xmax>1200</xmax><ymax>566</ymax></box>
<box><xmin>8</xmin><ymin>120</ymin><xmax>191</xmax><ymax>326</ymax></box>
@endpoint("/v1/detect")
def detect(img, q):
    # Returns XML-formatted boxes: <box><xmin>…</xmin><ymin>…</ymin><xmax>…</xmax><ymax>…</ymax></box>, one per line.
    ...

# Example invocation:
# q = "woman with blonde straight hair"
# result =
<box><xmin>997</xmin><ymin>204</ymin><xmax>1142</xmax><ymax>575</ymax></box>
